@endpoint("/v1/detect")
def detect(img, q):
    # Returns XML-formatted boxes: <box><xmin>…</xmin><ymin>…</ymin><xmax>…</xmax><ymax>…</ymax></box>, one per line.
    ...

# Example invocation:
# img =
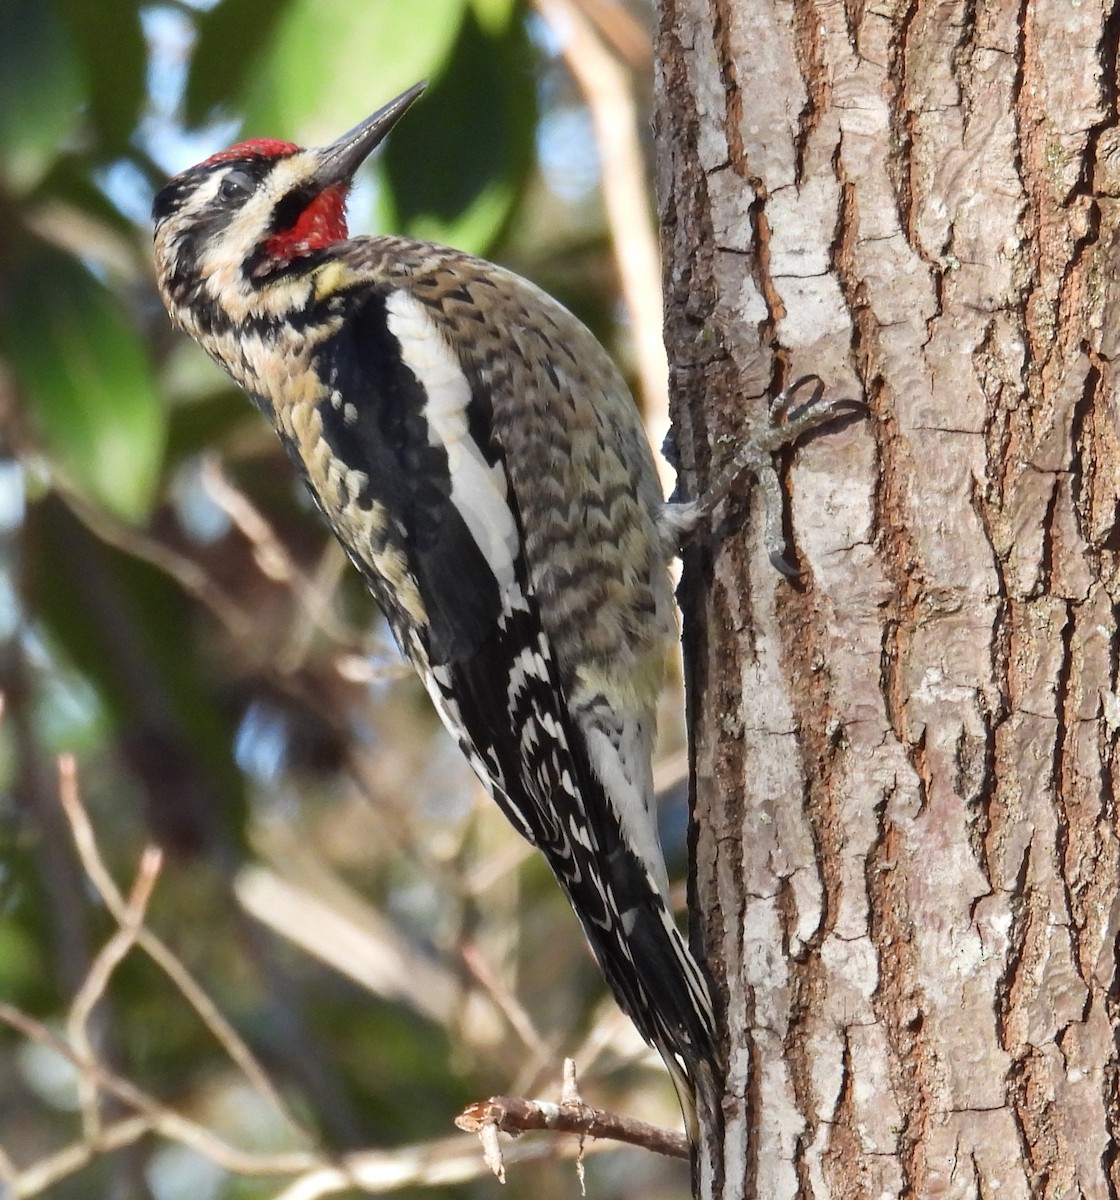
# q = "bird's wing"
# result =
<box><xmin>297</xmin><ymin>248</ymin><xmax>714</xmax><ymax>1075</ymax></box>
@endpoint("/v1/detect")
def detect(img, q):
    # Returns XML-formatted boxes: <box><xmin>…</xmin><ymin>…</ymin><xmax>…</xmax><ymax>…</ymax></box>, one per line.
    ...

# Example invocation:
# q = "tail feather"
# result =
<box><xmin>423</xmin><ymin>601</ymin><xmax>722</xmax><ymax>1140</ymax></box>
<box><xmin>578</xmin><ymin>842</ymin><xmax>722</xmax><ymax>1138</ymax></box>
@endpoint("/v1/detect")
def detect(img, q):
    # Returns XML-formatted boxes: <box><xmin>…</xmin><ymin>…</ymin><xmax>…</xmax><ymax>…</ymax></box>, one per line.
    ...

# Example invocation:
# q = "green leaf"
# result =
<box><xmin>191</xmin><ymin>0</ymin><xmax>467</xmax><ymax>148</ymax></box>
<box><xmin>0</xmin><ymin>0</ymin><xmax>85</xmax><ymax>193</ymax></box>
<box><xmin>54</xmin><ymin>0</ymin><xmax>146</xmax><ymax>156</ymax></box>
<box><xmin>28</xmin><ymin>498</ymin><xmax>249</xmax><ymax>850</ymax></box>
<box><xmin>0</xmin><ymin>243</ymin><xmax>166</xmax><ymax>522</ymax></box>
<box><xmin>182</xmin><ymin>0</ymin><xmax>531</xmax><ymax>255</ymax></box>
<box><xmin>379</xmin><ymin>6</ymin><xmax>537</xmax><ymax>256</ymax></box>
<box><xmin>38</xmin><ymin>154</ymin><xmax>143</xmax><ymax>239</ymax></box>
<box><xmin>0</xmin><ymin>918</ymin><xmax>42</xmax><ymax>1003</ymax></box>
<box><xmin>470</xmin><ymin>0</ymin><xmax>519</xmax><ymax>34</ymax></box>
<box><xmin>184</xmin><ymin>0</ymin><xmax>297</xmax><ymax>127</ymax></box>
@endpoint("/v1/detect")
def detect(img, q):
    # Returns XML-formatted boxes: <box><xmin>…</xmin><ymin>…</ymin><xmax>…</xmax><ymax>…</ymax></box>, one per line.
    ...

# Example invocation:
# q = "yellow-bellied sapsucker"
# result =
<box><xmin>152</xmin><ymin>82</ymin><xmax>852</xmax><ymax>1141</ymax></box>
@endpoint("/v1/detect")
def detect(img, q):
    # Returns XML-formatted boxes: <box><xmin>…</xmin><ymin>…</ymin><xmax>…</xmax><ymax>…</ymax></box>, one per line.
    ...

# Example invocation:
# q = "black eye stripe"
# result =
<box><xmin>153</xmin><ymin>155</ymin><xmax>280</xmax><ymax>225</ymax></box>
<box><xmin>208</xmin><ymin>157</ymin><xmax>274</xmax><ymax>204</ymax></box>
<box><xmin>218</xmin><ymin>167</ymin><xmax>258</xmax><ymax>202</ymax></box>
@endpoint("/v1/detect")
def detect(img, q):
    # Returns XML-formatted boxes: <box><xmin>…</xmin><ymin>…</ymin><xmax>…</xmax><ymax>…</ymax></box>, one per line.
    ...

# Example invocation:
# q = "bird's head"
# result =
<box><xmin>152</xmin><ymin>82</ymin><xmax>425</xmax><ymax>329</ymax></box>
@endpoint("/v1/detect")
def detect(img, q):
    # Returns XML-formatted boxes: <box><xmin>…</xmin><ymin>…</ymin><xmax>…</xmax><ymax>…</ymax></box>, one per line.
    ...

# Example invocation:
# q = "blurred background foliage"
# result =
<box><xmin>0</xmin><ymin>1</ymin><xmax>690</xmax><ymax>1197</ymax></box>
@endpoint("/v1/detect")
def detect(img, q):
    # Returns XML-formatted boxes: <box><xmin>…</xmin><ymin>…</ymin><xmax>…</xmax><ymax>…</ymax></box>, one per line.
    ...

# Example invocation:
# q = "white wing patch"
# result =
<box><xmin>582</xmin><ymin>721</ymin><xmax>670</xmax><ymax>899</ymax></box>
<box><xmin>384</xmin><ymin>289</ymin><xmax>520</xmax><ymax>600</ymax></box>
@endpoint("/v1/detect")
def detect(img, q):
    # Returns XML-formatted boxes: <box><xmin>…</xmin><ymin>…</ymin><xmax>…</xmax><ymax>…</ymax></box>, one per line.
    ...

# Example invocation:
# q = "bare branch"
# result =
<box><xmin>66</xmin><ymin>845</ymin><xmax>162</xmax><ymax>1139</ymax></box>
<box><xmin>199</xmin><ymin>457</ymin><xmax>359</xmax><ymax>651</ymax></box>
<box><xmin>530</xmin><ymin>0</ymin><xmax>671</xmax><ymax>475</ymax></box>
<box><xmin>460</xmin><ymin>941</ymin><xmax>551</xmax><ymax>1062</ymax></box>
<box><xmin>456</xmin><ymin>1093</ymin><xmax>687</xmax><ymax>1160</ymax></box>
<box><xmin>56</xmin><ymin>755</ymin><xmax>311</xmax><ymax>1142</ymax></box>
<box><xmin>56</xmin><ymin>482</ymin><xmax>254</xmax><ymax>641</ymax></box>
<box><xmin>3</xmin><ymin>1115</ymin><xmax>152</xmax><ymax>1198</ymax></box>
<box><xmin>570</xmin><ymin>0</ymin><xmax>652</xmax><ymax>68</ymax></box>
<box><xmin>567</xmin><ymin>1001</ymin><xmax>655</xmax><ymax>1082</ymax></box>
<box><xmin>0</xmin><ymin>1003</ymin><xmax>320</xmax><ymax>1180</ymax></box>
<box><xmin>0</xmin><ymin>996</ymin><xmax>603</xmax><ymax>1200</ymax></box>
<box><xmin>269</xmin><ymin>1134</ymin><xmax>608</xmax><ymax>1200</ymax></box>
<box><xmin>0</xmin><ymin>1140</ymin><xmax>20</xmax><ymax>1188</ymax></box>
<box><xmin>455</xmin><ymin>1057</ymin><xmax>689</xmax><ymax>1170</ymax></box>
<box><xmin>0</xmin><ymin>811</ymin><xmax>602</xmax><ymax>1200</ymax></box>
<box><xmin>235</xmin><ymin>862</ymin><xmax>484</xmax><ymax>1030</ymax></box>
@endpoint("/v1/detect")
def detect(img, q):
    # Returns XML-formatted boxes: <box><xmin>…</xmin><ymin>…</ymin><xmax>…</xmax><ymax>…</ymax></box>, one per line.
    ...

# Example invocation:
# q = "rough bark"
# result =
<box><xmin>657</xmin><ymin>2</ymin><xmax>1120</xmax><ymax>1197</ymax></box>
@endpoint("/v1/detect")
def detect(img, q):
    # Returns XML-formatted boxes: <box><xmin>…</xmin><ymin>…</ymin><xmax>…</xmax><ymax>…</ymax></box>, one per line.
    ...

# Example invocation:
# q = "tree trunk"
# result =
<box><xmin>657</xmin><ymin>2</ymin><xmax>1120</xmax><ymax>1196</ymax></box>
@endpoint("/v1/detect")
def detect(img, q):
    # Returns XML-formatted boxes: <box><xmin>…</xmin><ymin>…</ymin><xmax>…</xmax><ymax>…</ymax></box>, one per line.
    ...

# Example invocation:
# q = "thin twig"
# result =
<box><xmin>25</xmin><ymin>200</ymin><xmax>145</xmax><ymax>285</ymax></box>
<box><xmin>269</xmin><ymin>1133</ymin><xmax>608</xmax><ymax>1200</ymax></box>
<box><xmin>56</xmin><ymin>483</ymin><xmax>253</xmax><ymax>642</ymax></box>
<box><xmin>568</xmin><ymin>1000</ymin><xmax>654</xmax><ymax>1082</ymax></box>
<box><xmin>459</xmin><ymin>942</ymin><xmax>551</xmax><ymax>1062</ymax></box>
<box><xmin>198</xmin><ymin>456</ymin><xmax>361</xmax><ymax>651</ymax></box>
<box><xmin>2</xmin><ymin>1115</ymin><xmax>152</xmax><ymax>1199</ymax></box>
<box><xmin>66</xmin><ymin>845</ymin><xmax>162</xmax><ymax>1140</ymax></box>
<box><xmin>532</xmin><ymin>0</ymin><xmax>670</xmax><ymax>480</ymax></box>
<box><xmin>4</xmin><ymin>758</ymin><xmax>652</xmax><ymax>1199</ymax></box>
<box><xmin>199</xmin><ymin>454</ymin><xmax>294</xmax><ymax>583</ymax></box>
<box><xmin>56</xmin><ymin>755</ymin><xmax>311</xmax><ymax>1143</ymax></box>
<box><xmin>0</xmin><ymin>1003</ymin><xmax>320</xmax><ymax>1179</ymax></box>
<box><xmin>571</xmin><ymin>0</ymin><xmax>652</xmax><ymax>68</ymax></box>
<box><xmin>0</xmin><ymin>1140</ymin><xmax>20</xmax><ymax>1187</ymax></box>
<box><xmin>197</xmin><ymin>456</ymin><xmax>408</xmax><ymax>679</ymax></box>
<box><xmin>234</xmin><ymin>862</ymin><xmax>475</xmax><ymax>1029</ymax></box>
<box><xmin>277</xmin><ymin>538</ymin><xmax>349</xmax><ymax>673</ymax></box>
<box><xmin>0</xmin><ymin>994</ymin><xmax>604</xmax><ymax>1200</ymax></box>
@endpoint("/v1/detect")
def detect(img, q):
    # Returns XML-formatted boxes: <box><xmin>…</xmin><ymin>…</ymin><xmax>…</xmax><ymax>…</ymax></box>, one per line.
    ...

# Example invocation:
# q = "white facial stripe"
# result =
<box><xmin>191</xmin><ymin>171</ymin><xmax>226</xmax><ymax>207</ymax></box>
<box><xmin>384</xmin><ymin>289</ymin><xmax>521</xmax><ymax>598</ymax></box>
<box><xmin>202</xmin><ymin>155</ymin><xmax>309</xmax><ymax>268</ymax></box>
<box><xmin>157</xmin><ymin>151</ymin><xmax>328</xmax><ymax>327</ymax></box>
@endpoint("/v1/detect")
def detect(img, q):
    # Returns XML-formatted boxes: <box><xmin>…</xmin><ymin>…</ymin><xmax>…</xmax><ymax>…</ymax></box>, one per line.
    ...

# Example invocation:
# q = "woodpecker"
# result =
<box><xmin>152</xmin><ymin>82</ymin><xmax>853</xmax><ymax>1141</ymax></box>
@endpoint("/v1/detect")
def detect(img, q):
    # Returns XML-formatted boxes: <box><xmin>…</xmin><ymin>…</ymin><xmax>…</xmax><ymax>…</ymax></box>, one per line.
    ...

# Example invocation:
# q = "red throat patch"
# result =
<box><xmin>264</xmin><ymin>184</ymin><xmax>350</xmax><ymax>261</ymax></box>
<box><xmin>200</xmin><ymin>138</ymin><xmax>351</xmax><ymax>264</ymax></box>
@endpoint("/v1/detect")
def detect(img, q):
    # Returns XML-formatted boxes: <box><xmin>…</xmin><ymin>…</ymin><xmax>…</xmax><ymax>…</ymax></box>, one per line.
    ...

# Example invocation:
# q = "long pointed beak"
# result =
<box><xmin>314</xmin><ymin>81</ymin><xmax>427</xmax><ymax>185</ymax></box>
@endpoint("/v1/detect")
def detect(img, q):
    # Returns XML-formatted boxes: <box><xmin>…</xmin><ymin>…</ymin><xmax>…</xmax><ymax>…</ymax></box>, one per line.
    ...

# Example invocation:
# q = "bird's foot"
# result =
<box><xmin>662</xmin><ymin>375</ymin><xmax>864</xmax><ymax>576</ymax></box>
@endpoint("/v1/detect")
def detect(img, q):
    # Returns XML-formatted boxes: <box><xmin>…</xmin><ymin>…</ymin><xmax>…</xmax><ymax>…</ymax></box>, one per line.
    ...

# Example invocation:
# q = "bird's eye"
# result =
<box><xmin>218</xmin><ymin>168</ymin><xmax>257</xmax><ymax>202</ymax></box>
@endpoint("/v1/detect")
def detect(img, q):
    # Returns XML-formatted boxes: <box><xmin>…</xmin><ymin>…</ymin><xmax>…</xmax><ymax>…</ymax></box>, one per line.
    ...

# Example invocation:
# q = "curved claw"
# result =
<box><xmin>663</xmin><ymin>376</ymin><xmax>867</xmax><ymax>573</ymax></box>
<box><xmin>788</xmin><ymin>393</ymin><xmax>867</xmax><ymax>426</ymax></box>
<box><xmin>769</xmin><ymin>548</ymin><xmax>804</xmax><ymax>580</ymax></box>
<box><xmin>771</xmin><ymin>374</ymin><xmax>825</xmax><ymax>420</ymax></box>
